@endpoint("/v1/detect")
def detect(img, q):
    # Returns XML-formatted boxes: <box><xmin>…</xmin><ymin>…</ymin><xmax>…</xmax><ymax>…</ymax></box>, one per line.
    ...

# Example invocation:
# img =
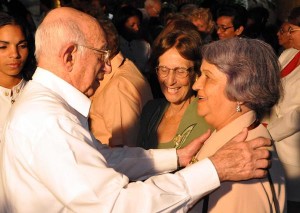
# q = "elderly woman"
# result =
<box><xmin>138</xmin><ymin>21</ymin><xmax>211</xmax><ymax>149</ymax></box>
<box><xmin>191</xmin><ymin>38</ymin><xmax>286</xmax><ymax>212</ymax></box>
<box><xmin>268</xmin><ymin>6</ymin><xmax>300</xmax><ymax>212</ymax></box>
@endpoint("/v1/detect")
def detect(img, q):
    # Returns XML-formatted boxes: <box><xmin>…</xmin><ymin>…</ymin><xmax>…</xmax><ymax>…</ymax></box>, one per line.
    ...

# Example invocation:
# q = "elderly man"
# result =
<box><xmin>0</xmin><ymin>7</ymin><xmax>271</xmax><ymax>213</ymax></box>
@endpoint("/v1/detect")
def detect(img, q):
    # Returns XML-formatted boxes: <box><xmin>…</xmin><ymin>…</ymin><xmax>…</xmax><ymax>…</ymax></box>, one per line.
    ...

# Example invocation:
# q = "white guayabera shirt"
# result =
<box><xmin>0</xmin><ymin>67</ymin><xmax>219</xmax><ymax>213</ymax></box>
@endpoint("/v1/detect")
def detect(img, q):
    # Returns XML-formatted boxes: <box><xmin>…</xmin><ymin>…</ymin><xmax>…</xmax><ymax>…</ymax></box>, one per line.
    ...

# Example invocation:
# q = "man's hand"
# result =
<box><xmin>176</xmin><ymin>130</ymin><xmax>211</xmax><ymax>167</ymax></box>
<box><xmin>209</xmin><ymin>128</ymin><xmax>271</xmax><ymax>182</ymax></box>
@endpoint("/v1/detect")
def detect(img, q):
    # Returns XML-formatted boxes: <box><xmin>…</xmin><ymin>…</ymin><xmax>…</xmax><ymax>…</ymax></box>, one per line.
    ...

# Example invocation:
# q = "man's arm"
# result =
<box><xmin>209</xmin><ymin>128</ymin><xmax>270</xmax><ymax>181</ymax></box>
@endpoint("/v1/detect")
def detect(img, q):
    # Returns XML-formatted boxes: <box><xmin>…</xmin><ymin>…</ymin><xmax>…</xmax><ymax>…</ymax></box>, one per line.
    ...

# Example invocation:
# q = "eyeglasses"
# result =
<box><xmin>77</xmin><ymin>44</ymin><xmax>111</xmax><ymax>65</ymax></box>
<box><xmin>279</xmin><ymin>28</ymin><xmax>289</xmax><ymax>35</ymax></box>
<box><xmin>156</xmin><ymin>66</ymin><xmax>193</xmax><ymax>78</ymax></box>
<box><xmin>216</xmin><ymin>25</ymin><xmax>234</xmax><ymax>32</ymax></box>
<box><xmin>288</xmin><ymin>26</ymin><xmax>300</xmax><ymax>34</ymax></box>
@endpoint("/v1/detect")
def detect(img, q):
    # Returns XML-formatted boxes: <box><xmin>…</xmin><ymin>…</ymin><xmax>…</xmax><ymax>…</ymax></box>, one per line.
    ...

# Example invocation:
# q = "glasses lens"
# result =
<box><xmin>216</xmin><ymin>26</ymin><xmax>225</xmax><ymax>32</ymax></box>
<box><xmin>157</xmin><ymin>66</ymin><xmax>169</xmax><ymax>77</ymax></box>
<box><xmin>175</xmin><ymin>67</ymin><xmax>189</xmax><ymax>78</ymax></box>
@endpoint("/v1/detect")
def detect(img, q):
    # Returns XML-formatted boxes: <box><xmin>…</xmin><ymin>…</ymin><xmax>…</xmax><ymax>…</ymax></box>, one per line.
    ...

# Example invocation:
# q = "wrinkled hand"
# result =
<box><xmin>209</xmin><ymin>128</ymin><xmax>271</xmax><ymax>182</ymax></box>
<box><xmin>176</xmin><ymin>130</ymin><xmax>211</xmax><ymax>167</ymax></box>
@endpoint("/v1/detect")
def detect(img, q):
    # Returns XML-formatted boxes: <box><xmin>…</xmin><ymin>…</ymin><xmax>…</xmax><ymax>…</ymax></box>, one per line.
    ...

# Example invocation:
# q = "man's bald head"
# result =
<box><xmin>35</xmin><ymin>7</ymin><xmax>106</xmax><ymax>64</ymax></box>
<box><xmin>34</xmin><ymin>7</ymin><xmax>111</xmax><ymax>97</ymax></box>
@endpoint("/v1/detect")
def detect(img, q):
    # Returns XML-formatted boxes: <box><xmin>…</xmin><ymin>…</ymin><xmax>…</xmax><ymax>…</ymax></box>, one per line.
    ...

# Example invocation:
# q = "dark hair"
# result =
<box><xmin>216</xmin><ymin>4</ymin><xmax>248</xmax><ymax>30</ymax></box>
<box><xmin>288</xmin><ymin>6</ymin><xmax>300</xmax><ymax>26</ymax></box>
<box><xmin>98</xmin><ymin>19</ymin><xmax>120</xmax><ymax>58</ymax></box>
<box><xmin>113</xmin><ymin>5</ymin><xmax>143</xmax><ymax>34</ymax></box>
<box><xmin>0</xmin><ymin>12</ymin><xmax>36</xmax><ymax>80</ymax></box>
<box><xmin>247</xmin><ymin>6</ymin><xmax>269</xmax><ymax>26</ymax></box>
<box><xmin>148</xmin><ymin>20</ymin><xmax>202</xmax><ymax>98</ymax></box>
<box><xmin>201</xmin><ymin>37</ymin><xmax>281</xmax><ymax>119</ymax></box>
<box><xmin>151</xmin><ymin>19</ymin><xmax>202</xmax><ymax>73</ymax></box>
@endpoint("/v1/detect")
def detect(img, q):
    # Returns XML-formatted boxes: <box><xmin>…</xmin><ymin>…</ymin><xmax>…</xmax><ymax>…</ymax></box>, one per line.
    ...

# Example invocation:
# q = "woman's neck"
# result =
<box><xmin>215</xmin><ymin>108</ymin><xmax>251</xmax><ymax>131</ymax></box>
<box><xmin>0</xmin><ymin>73</ymin><xmax>22</xmax><ymax>89</ymax></box>
<box><xmin>165</xmin><ymin>97</ymin><xmax>192</xmax><ymax>118</ymax></box>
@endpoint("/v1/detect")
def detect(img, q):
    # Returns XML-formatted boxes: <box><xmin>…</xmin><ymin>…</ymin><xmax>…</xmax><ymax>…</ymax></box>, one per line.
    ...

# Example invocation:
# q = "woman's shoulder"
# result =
<box><xmin>279</xmin><ymin>48</ymin><xmax>299</xmax><ymax>65</ymax></box>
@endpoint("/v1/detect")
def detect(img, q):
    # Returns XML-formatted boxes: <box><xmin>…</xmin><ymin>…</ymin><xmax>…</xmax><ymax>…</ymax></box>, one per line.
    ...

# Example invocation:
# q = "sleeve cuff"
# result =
<box><xmin>177</xmin><ymin>158</ymin><xmax>220</xmax><ymax>202</ymax></box>
<box><xmin>149</xmin><ymin>148</ymin><xmax>178</xmax><ymax>173</ymax></box>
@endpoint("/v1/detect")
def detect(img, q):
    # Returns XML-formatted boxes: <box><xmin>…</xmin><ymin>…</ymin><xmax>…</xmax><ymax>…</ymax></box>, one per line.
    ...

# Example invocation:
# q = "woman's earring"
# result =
<box><xmin>236</xmin><ymin>103</ymin><xmax>241</xmax><ymax>112</ymax></box>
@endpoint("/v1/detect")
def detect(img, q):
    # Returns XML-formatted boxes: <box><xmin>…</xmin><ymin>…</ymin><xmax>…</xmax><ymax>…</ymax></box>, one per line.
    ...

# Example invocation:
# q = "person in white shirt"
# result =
<box><xmin>0</xmin><ymin>7</ymin><xmax>272</xmax><ymax>213</ymax></box>
<box><xmin>0</xmin><ymin>12</ymin><xmax>35</xmax><ymax>138</ymax></box>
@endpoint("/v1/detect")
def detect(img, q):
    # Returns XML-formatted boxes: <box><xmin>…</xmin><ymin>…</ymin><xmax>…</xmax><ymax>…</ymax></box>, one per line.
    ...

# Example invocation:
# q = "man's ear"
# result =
<box><xmin>235</xmin><ymin>26</ymin><xmax>244</xmax><ymax>36</ymax></box>
<box><xmin>63</xmin><ymin>44</ymin><xmax>77</xmax><ymax>71</ymax></box>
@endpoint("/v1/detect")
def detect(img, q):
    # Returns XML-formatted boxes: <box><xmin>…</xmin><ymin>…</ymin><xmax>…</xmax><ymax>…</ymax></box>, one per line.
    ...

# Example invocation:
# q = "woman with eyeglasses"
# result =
<box><xmin>277</xmin><ymin>22</ymin><xmax>292</xmax><ymax>52</ymax></box>
<box><xmin>0</xmin><ymin>12</ymin><xmax>35</xmax><ymax>138</ymax></box>
<box><xmin>137</xmin><ymin>21</ymin><xmax>211</xmax><ymax>150</ymax></box>
<box><xmin>215</xmin><ymin>4</ymin><xmax>247</xmax><ymax>40</ymax></box>
<box><xmin>268</xmin><ymin>6</ymin><xmax>300</xmax><ymax>212</ymax></box>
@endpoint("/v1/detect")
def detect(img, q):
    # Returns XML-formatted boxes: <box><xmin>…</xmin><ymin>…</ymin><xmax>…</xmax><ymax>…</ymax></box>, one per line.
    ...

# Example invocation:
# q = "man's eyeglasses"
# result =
<box><xmin>156</xmin><ymin>66</ymin><xmax>194</xmax><ymax>78</ymax></box>
<box><xmin>288</xmin><ymin>26</ymin><xmax>300</xmax><ymax>34</ymax></box>
<box><xmin>77</xmin><ymin>44</ymin><xmax>111</xmax><ymax>65</ymax></box>
<box><xmin>216</xmin><ymin>25</ymin><xmax>234</xmax><ymax>32</ymax></box>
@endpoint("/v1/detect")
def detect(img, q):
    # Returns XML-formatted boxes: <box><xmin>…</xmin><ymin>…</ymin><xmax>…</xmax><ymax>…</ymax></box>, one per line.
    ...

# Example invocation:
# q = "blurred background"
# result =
<box><xmin>13</xmin><ymin>0</ymin><xmax>300</xmax><ymax>26</ymax></box>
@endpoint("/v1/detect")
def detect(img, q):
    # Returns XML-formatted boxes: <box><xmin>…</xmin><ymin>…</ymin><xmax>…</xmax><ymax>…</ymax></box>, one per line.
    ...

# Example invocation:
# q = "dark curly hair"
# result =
<box><xmin>0</xmin><ymin>12</ymin><xmax>36</xmax><ymax>80</ymax></box>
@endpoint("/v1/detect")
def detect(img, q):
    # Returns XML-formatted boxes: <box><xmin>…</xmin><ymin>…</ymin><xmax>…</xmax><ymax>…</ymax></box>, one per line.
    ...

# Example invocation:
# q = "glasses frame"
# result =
<box><xmin>156</xmin><ymin>65</ymin><xmax>194</xmax><ymax>78</ymax></box>
<box><xmin>77</xmin><ymin>44</ymin><xmax>111</xmax><ymax>64</ymax></box>
<box><xmin>288</xmin><ymin>26</ymin><xmax>300</xmax><ymax>34</ymax></box>
<box><xmin>216</xmin><ymin>25</ymin><xmax>234</xmax><ymax>32</ymax></box>
<box><xmin>279</xmin><ymin>28</ymin><xmax>289</xmax><ymax>35</ymax></box>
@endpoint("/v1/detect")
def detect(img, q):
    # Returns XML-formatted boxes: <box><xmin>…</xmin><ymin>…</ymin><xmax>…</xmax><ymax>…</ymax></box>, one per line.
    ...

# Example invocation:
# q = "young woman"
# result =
<box><xmin>0</xmin><ymin>12</ymin><xmax>35</xmax><ymax>137</ymax></box>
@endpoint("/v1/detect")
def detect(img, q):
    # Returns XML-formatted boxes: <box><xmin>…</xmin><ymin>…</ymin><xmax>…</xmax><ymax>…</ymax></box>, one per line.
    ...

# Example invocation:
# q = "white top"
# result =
<box><xmin>0</xmin><ymin>79</ymin><xmax>26</xmax><ymax>139</ymax></box>
<box><xmin>268</xmin><ymin>48</ymin><xmax>300</xmax><ymax>201</ymax></box>
<box><xmin>0</xmin><ymin>67</ymin><xmax>220</xmax><ymax>213</ymax></box>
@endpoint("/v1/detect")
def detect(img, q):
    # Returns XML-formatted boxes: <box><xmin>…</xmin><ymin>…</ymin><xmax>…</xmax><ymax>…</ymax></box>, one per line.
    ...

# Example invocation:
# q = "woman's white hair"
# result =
<box><xmin>35</xmin><ymin>18</ymin><xmax>86</xmax><ymax>62</ymax></box>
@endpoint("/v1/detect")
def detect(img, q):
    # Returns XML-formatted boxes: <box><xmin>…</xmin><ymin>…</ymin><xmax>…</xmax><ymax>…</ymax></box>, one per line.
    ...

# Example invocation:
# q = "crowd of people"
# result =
<box><xmin>0</xmin><ymin>0</ymin><xmax>299</xmax><ymax>212</ymax></box>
